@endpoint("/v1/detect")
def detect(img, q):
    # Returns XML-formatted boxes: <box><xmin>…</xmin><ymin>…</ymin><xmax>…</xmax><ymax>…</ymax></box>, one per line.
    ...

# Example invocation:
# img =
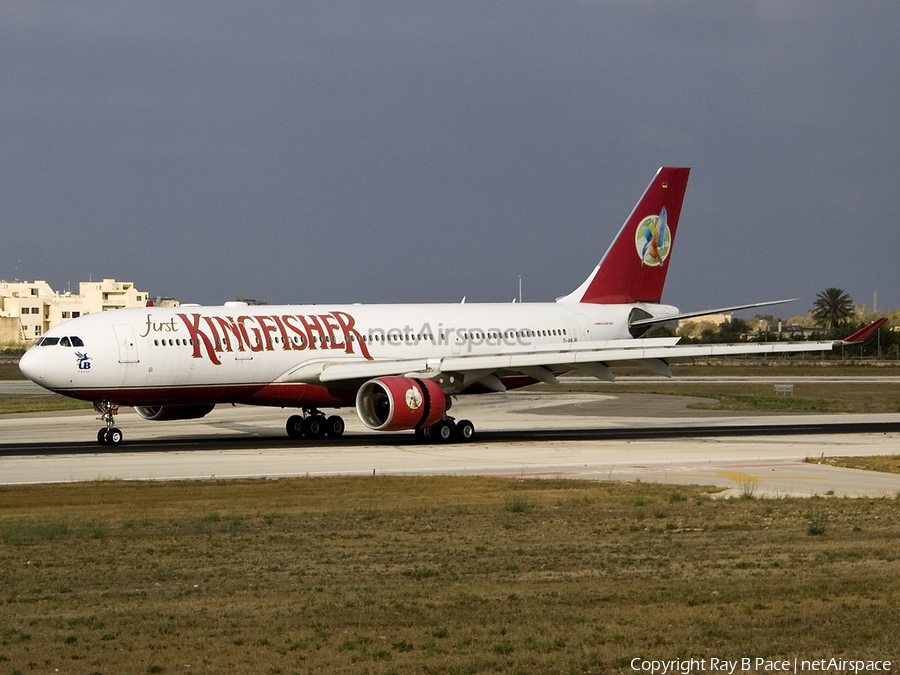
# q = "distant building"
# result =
<box><xmin>0</xmin><ymin>278</ymin><xmax>159</xmax><ymax>344</ymax></box>
<box><xmin>77</xmin><ymin>279</ymin><xmax>149</xmax><ymax>314</ymax></box>
<box><xmin>676</xmin><ymin>313</ymin><xmax>732</xmax><ymax>339</ymax></box>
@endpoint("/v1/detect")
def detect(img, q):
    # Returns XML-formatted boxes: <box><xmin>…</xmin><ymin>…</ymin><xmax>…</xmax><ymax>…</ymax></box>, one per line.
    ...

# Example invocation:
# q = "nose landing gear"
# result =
<box><xmin>94</xmin><ymin>402</ymin><xmax>123</xmax><ymax>447</ymax></box>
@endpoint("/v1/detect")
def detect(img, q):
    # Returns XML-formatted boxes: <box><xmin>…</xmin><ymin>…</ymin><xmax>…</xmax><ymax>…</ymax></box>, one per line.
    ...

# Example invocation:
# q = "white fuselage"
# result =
<box><xmin>20</xmin><ymin>300</ymin><xmax>680</xmax><ymax>407</ymax></box>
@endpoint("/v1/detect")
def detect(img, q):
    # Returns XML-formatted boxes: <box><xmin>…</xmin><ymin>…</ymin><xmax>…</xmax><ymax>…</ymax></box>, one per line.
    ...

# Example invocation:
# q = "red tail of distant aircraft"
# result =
<box><xmin>19</xmin><ymin>167</ymin><xmax>876</xmax><ymax>446</ymax></box>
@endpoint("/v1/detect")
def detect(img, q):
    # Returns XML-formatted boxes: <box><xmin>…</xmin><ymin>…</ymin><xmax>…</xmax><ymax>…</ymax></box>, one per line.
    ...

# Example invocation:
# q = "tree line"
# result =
<box><xmin>673</xmin><ymin>287</ymin><xmax>896</xmax><ymax>358</ymax></box>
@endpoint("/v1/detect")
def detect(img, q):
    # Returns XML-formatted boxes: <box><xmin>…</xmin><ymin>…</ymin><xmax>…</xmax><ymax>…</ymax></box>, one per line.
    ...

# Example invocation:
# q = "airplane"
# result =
<box><xmin>18</xmin><ymin>167</ymin><xmax>887</xmax><ymax>447</ymax></box>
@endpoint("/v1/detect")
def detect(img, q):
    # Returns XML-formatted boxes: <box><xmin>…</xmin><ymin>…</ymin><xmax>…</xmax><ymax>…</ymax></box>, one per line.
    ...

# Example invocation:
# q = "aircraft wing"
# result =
<box><xmin>278</xmin><ymin>337</ymin><xmax>679</xmax><ymax>384</ymax></box>
<box><xmin>278</xmin><ymin>335</ymin><xmax>848</xmax><ymax>387</ymax></box>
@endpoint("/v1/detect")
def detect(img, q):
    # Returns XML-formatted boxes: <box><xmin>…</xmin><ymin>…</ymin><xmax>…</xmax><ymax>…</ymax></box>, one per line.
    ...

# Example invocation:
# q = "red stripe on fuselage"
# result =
<box><xmin>50</xmin><ymin>383</ymin><xmax>356</xmax><ymax>408</ymax></box>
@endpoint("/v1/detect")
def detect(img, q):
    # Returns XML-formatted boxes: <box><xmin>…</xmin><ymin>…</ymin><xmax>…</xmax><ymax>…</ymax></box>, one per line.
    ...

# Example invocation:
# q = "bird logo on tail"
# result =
<box><xmin>635</xmin><ymin>206</ymin><xmax>670</xmax><ymax>267</ymax></box>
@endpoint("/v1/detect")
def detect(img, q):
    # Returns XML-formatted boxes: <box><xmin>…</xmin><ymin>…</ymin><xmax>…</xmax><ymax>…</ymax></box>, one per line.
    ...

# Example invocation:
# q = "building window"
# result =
<box><xmin>62</xmin><ymin>312</ymin><xmax>70</xmax><ymax>319</ymax></box>
<box><xmin>73</xmin><ymin>312</ymin><xmax>80</xmax><ymax>318</ymax></box>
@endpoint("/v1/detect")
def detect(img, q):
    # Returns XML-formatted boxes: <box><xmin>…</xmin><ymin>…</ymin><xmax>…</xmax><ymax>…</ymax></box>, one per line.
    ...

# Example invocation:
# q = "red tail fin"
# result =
<box><xmin>559</xmin><ymin>167</ymin><xmax>690</xmax><ymax>304</ymax></box>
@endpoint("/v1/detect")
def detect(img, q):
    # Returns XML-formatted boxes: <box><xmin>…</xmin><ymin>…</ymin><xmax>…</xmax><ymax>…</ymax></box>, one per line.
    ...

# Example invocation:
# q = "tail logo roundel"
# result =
<box><xmin>634</xmin><ymin>206</ymin><xmax>670</xmax><ymax>267</ymax></box>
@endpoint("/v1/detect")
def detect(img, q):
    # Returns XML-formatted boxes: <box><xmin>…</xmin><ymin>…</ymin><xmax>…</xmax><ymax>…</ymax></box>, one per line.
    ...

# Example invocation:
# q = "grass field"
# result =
<box><xmin>535</xmin><ymin>377</ymin><xmax>900</xmax><ymax>415</ymax></box>
<box><xmin>0</xmin><ymin>396</ymin><xmax>93</xmax><ymax>414</ymax></box>
<box><xmin>1</xmin><ymin>477</ymin><xmax>899</xmax><ymax>673</ymax></box>
<box><xmin>0</xmin><ymin>363</ymin><xmax>23</xmax><ymax>380</ymax></box>
<box><xmin>558</xmin><ymin>361</ymin><xmax>900</xmax><ymax>414</ymax></box>
<box><xmin>811</xmin><ymin>455</ymin><xmax>900</xmax><ymax>475</ymax></box>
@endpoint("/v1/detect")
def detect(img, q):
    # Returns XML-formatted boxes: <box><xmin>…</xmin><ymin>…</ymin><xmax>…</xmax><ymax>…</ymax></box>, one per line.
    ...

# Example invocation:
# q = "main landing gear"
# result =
<box><xmin>286</xmin><ymin>409</ymin><xmax>346</xmax><ymax>440</ymax></box>
<box><xmin>284</xmin><ymin>411</ymin><xmax>474</xmax><ymax>443</ymax></box>
<box><xmin>415</xmin><ymin>417</ymin><xmax>475</xmax><ymax>444</ymax></box>
<box><xmin>94</xmin><ymin>402</ymin><xmax>124</xmax><ymax>447</ymax></box>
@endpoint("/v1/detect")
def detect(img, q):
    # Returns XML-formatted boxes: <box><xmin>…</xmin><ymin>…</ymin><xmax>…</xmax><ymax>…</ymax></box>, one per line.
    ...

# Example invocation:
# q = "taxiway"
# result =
<box><xmin>2</xmin><ymin>390</ymin><xmax>899</xmax><ymax>497</ymax></box>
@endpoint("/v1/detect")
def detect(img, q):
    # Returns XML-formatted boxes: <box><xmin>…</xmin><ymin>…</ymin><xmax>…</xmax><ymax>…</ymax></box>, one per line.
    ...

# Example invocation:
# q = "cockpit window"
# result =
<box><xmin>71</xmin><ymin>336</ymin><xmax>84</xmax><ymax>347</ymax></box>
<box><xmin>39</xmin><ymin>337</ymin><xmax>60</xmax><ymax>346</ymax></box>
<box><xmin>60</xmin><ymin>337</ymin><xmax>71</xmax><ymax>347</ymax></box>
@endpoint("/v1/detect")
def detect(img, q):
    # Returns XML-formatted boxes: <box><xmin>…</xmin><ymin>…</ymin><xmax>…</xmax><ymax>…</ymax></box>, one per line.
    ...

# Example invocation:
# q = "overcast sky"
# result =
<box><xmin>2</xmin><ymin>1</ymin><xmax>898</xmax><ymax>318</ymax></box>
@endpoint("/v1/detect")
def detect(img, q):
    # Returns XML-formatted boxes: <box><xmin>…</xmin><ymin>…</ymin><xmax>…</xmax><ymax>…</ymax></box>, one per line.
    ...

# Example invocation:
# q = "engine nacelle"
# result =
<box><xmin>355</xmin><ymin>377</ymin><xmax>448</xmax><ymax>431</ymax></box>
<box><xmin>134</xmin><ymin>404</ymin><xmax>216</xmax><ymax>421</ymax></box>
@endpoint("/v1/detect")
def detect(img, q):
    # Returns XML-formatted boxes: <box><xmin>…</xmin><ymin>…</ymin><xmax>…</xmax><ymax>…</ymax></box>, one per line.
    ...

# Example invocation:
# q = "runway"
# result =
<box><xmin>2</xmin><ymin>390</ymin><xmax>900</xmax><ymax>497</ymax></box>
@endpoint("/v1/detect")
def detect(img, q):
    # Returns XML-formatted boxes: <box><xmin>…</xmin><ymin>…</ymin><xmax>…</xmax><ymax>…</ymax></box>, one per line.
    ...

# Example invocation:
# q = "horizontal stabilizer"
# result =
<box><xmin>629</xmin><ymin>299</ymin><xmax>796</xmax><ymax>331</ymax></box>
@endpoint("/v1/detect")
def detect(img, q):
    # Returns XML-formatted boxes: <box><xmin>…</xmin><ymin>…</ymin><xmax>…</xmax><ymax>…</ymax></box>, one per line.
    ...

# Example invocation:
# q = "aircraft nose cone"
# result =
<box><xmin>18</xmin><ymin>348</ymin><xmax>46</xmax><ymax>384</ymax></box>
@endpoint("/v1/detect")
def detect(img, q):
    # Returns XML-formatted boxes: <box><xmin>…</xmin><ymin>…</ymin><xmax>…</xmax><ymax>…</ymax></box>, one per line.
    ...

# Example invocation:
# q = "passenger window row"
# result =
<box><xmin>440</xmin><ymin>329</ymin><xmax>568</xmax><ymax>341</ymax></box>
<box><xmin>149</xmin><ymin>328</ymin><xmax>569</xmax><ymax>348</ymax></box>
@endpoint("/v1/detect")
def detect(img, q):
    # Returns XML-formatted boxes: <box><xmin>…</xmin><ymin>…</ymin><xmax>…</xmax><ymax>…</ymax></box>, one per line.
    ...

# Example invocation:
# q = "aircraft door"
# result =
<box><xmin>573</xmin><ymin>314</ymin><xmax>592</xmax><ymax>342</ymax></box>
<box><xmin>446</xmin><ymin>324</ymin><xmax>461</xmax><ymax>354</ymax></box>
<box><xmin>113</xmin><ymin>324</ymin><xmax>140</xmax><ymax>363</ymax></box>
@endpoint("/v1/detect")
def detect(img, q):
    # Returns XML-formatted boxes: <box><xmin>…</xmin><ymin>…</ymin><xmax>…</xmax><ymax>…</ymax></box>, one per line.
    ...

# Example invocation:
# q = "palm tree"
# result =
<box><xmin>811</xmin><ymin>288</ymin><xmax>855</xmax><ymax>331</ymax></box>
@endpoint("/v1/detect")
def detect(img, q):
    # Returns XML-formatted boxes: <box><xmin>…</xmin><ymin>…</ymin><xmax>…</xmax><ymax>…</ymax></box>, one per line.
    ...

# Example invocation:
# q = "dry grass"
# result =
<box><xmin>539</xmin><ymin>381</ymin><xmax>900</xmax><ymax>414</ymax></box>
<box><xmin>810</xmin><ymin>455</ymin><xmax>900</xmax><ymax>475</ymax></box>
<box><xmin>1</xmin><ymin>477</ymin><xmax>899</xmax><ymax>673</ymax></box>
<box><xmin>0</xmin><ymin>396</ymin><xmax>93</xmax><ymax>414</ymax></box>
<box><xmin>602</xmin><ymin>361</ymin><xmax>900</xmax><ymax>378</ymax></box>
<box><xmin>0</xmin><ymin>363</ymin><xmax>24</xmax><ymax>380</ymax></box>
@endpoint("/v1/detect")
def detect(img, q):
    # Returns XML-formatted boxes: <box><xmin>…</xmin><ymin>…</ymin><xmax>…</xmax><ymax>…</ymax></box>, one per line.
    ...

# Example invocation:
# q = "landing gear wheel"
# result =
<box><xmin>286</xmin><ymin>415</ymin><xmax>305</xmax><ymax>439</ymax></box>
<box><xmin>434</xmin><ymin>420</ymin><xmax>455</xmax><ymax>443</ymax></box>
<box><xmin>304</xmin><ymin>416</ymin><xmax>327</xmax><ymax>439</ymax></box>
<box><xmin>454</xmin><ymin>419</ymin><xmax>475</xmax><ymax>442</ymax></box>
<box><xmin>415</xmin><ymin>426</ymin><xmax>433</xmax><ymax>442</ymax></box>
<box><xmin>95</xmin><ymin>401</ymin><xmax>121</xmax><ymax>446</ymax></box>
<box><xmin>325</xmin><ymin>415</ymin><xmax>345</xmax><ymax>438</ymax></box>
<box><xmin>106</xmin><ymin>428</ymin><xmax>123</xmax><ymax>447</ymax></box>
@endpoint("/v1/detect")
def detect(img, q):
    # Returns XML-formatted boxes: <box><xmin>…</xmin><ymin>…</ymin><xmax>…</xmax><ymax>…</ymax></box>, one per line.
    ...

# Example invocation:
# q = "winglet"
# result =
<box><xmin>840</xmin><ymin>318</ymin><xmax>888</xmax><ymax>345</ymax></box>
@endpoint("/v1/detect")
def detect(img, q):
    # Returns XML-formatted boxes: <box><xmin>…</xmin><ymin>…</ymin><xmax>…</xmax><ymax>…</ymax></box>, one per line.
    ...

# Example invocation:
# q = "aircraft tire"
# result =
<box><xmin>455</xmin><ymin>419</ymin><xmax>475</xmax><ymax>442</ymax></box>
<box><xmin>304</xmin><ymin>416</ymin><xmax>327</xmax><ymax>439</ymax></box>
<box><xmin>286</xmin><ymin>415</ymin><xmax>305</xmax><ymax>439</ymax></box>
<box><xmin>325</xmin><ymin>415</ymin><xmax>345</xmax><ymax>438</ymax></box>
<box><xmin>434</xmin><ymin>420</ymin><xmax>455</xmax><ymax>443</ymax></box>
<box><xmin>97</xmin><ymin>429</ymin><xmax>109</xmax><ymax>445</ymax></box>
<box><xmin>107</xmin><ymin>428</ymin><xmax>123</xmax><ymax>447</ymax></box>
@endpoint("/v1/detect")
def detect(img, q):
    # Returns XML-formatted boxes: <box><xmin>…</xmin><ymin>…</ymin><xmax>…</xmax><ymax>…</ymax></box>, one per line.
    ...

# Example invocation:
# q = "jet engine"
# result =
<box><xmin>134</xmin><ymin>404</ymin><xmax>216</xmax><ymax>421</ymax></box>
<box><xmin>355</xmin><ymin>377</ymin><xmax>448</xmax><ymax>431</ymax></box>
